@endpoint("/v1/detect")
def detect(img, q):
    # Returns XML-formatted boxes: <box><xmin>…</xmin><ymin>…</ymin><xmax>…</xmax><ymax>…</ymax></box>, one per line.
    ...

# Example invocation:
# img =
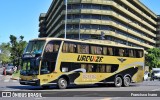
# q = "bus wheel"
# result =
<box><xmin>57</xmin><ymin>78</ymin><xmax>67</xmax><ymax>89</ymax></box>
<box><xmin>123</xmin><ymin>76</ymin><xmax>130</xmax><ymax>87</ymax></box>
<box><xmin>114</xmin><ymin>77</ymin><xmax>122</xmax><ymax>87</ymax></box>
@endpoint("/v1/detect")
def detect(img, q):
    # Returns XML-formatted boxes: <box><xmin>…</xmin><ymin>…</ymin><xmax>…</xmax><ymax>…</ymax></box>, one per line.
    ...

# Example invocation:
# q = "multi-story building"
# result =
<box><xmin>157</xmin><ymin>15</ymin><xmax>160</xmax><ymax>47</ymax></box>
<box><xmin>38</xmin><ymin>0</ymin><xmax>158</xmax><ymax>50</ymax></box>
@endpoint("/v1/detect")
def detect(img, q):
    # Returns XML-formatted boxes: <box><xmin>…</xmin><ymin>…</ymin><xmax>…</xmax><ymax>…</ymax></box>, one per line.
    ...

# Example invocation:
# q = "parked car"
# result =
<box><xmin>144</xmin><ymin>71</ymin><xmax>149</xmax><ymax>81</ymax></box>
<box><xmin>150</xmin><ymin>68</ymin><xmax>160</xmax><ymax>81</ymax></box>
<box><xmin>3</xmin><ymin>65</ymin><xmax>14</xmax><ymax>75</ymax></box>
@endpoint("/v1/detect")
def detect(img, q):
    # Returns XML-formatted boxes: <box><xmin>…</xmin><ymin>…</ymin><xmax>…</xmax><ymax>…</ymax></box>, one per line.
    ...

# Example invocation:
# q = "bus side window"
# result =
<box><xmin>136</xmin><ymin>50</ymin><xmax>143</xmax><ymax>58</ymax></box>
<box><xmin>129</xmin><ymin>49</ymin><xmax>135</xmax><ymax>57</ymax></box>
<box><xmin>69</xmin><ymin>43</ymin><xmax>76</xmax><ymax>53</ymax></box>
<box><xmin>45</xmin><ymin>41</ymin><xmax>61</xmax><ymax>53</ymax></box>
<box><xmin>108</xmin><ymin>47</ymin><xmax>114</xmax><ymax>56</ymax></box>
<box><xmin>77</xmin><ymin>44</ymin><xmax>89</xmax><ymax>54</ymax></box>
<box><xmin>81</xmin><ymin>64</ymin><xmax>87</xmax><ymax>72</ymax></box>
<box><xmin>119</xmin><ymin>48</ymin><xmax>125</xmax><ymax>57</ymax></box>
<box><xmin>41</xmin><ymin>61</ymin><xmax>55</xmax><ymax>74</ymax></box>
<box><xmin>100</xmin><ymin>65</ymin><xmax>105</xmax><ymax>73</ymax></box>
<box><xmin>96</xmin><ymin>46</ymin><xmax>102</xmax><ymax>55</ymax></box>
<box><xmin>96</xmin><ymin>65</ymin><xmax>100</xmax><ymax>72</ymax></box>
<box><xmin>91</xmin><ymin>46</ymin><xmax>96</xmax><ymax>54</ymax></box>
<box><xmin>129</xmin><ymin>50</ymin><xmax>134</xmax><ymax>57</ymax></box>
<box><xmin>45</xmin><ymin>43</ymin><xmax>53</xmax><ymax>52</ymax></box>
<box><xmin>103</xmin><ymin>47</ymin><xmax>107</xmax><ymax>55</ymax></box>
<box><xmin>53</xmin><ymin>43</ymin><xmax>60</xmax><ymax>52</ymax></box>
<box><xmin>106</xmin><ymin>65</ymin><xmax>111</xmax><ymax>73</ymax></box>
<box><xmin>62</xmin><ymin>43</ymin><xmax>69</xmax><ymax>52</ymax></box>
<box><xmin>87</xmin><ymin>64</ymin><xmax>93</xmax><ymax>72</ymax></box>
<box><xmin>90</xmin><ymin>46</ymin><xmax>102</xmax><ymax>55</ymax></box>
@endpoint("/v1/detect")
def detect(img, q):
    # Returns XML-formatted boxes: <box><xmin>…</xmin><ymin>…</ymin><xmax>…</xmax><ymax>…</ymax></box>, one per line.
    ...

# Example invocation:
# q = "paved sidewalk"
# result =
<box><xmin>0</xmin><ymin>75</ymin><xmax>19</xmax><ymax>83</ymax></box>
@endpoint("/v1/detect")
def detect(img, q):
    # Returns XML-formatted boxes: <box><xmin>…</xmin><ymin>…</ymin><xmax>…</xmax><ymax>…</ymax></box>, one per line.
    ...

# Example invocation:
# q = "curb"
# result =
<box><xmin>10</xmin><ymin>78</ymin><xmax>19</xmax><ymax>80</ymax></box>
<box><xmin>10</xmin><ymin>77</ymin><xmax>19</xmax><ymax>80</ymax></box>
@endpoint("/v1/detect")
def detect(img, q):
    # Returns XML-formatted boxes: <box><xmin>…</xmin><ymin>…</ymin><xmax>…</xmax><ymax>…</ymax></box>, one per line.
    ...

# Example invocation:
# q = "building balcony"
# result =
<box><xmin>47</xmin><ymin>19</ymin><xmax>156</xmax><ymax>44</ymax></box>
<box><xmin>39</xmin><ymin>20</ymin><xmax>46</xmax><ymax>27</ymax></box>
<box><xmin>79</xmin><ymin>0</ymin><xmax>157</xmax><ymax>25</ymax></box>
<box><xmin>54</xmin><ymin>29</ymin><xmax>154</xmax><ymax>49</ymax></box>
<box><xmin>46</xmin><ymin>1</ymin><xmax>64</xmax><ymax>27</ymax></box>
<box><xmin>120</xmin><ymin>0</ymin><xmax>157</xmax><ymax>24</ymax></box>
<box><xmin>39</xmin><ymin>13</ymin><xmax>46</xmax><ymax>21</ymax></box>
<box><xmin>46</xmin><ymin>0</ymin><xmax>63</xmax><ymax>22</ymax></box>
<box><xmin>68</xmin><ymin>0</ymin><xmax>81</xmax><ymax>3</ymax></box>
<box><xmin>133</xmin><ymin>0</ymin><xmax>157</xmax><ymax>18</ymax></box>
<box><xmin>67</xmin><ymin>9</ymin><xmax>156</xmax><ymax>31</ymax></box>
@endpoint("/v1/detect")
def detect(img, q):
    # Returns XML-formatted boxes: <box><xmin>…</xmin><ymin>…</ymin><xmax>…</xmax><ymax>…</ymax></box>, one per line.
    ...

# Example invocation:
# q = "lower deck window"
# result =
<box><xmin>60</xmin><ymin>62</ymin><xmax>119</xmax><ymax>73</ymax></box>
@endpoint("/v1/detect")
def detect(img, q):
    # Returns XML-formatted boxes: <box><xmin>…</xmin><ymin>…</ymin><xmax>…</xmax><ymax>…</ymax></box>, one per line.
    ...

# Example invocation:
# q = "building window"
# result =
<box><xmin>92</xmin><ymin>15</ymin><xmax>101</xmax><ymax>19</ymax></box>
<box><xmin>92</xmin><ymin>25</ymin><xmax>99</xmax><ymax>29</ymax></box>
<box><xmin>81</xmin><ymin>24</ymin><xmax>90</xmax><ymax>29</ymax></box>
<box><xmin>81</xmin><ymin>14</ymin><xmax>90</xmax><ymax>19</ymax></box>
<box><xmin>82</xmin><ymin>4</ymin><xmax>91</xmax><ymax>9</ymax></box>
<box><xmin>101</xmin><ymin>16</ymin><xmax>110</xmax><ymax>20</ymax></box>
<box><xmin>74</xmin><ymin>15</ymin><xmax>80</xmax><ymax>19</ymax></box>
<box><xmin>91</xmin><ymin>4</ymin><xmax>101</xmax><ymax>9</ymax></box>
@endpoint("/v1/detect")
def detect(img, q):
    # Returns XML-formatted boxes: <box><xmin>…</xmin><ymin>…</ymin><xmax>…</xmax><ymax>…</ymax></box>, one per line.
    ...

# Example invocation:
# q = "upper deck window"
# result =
<box><xmin>62</xmin><ymin>42</ymin><xmax>76</xmax><ymax>53</ymax></box>
<box><xmin>24</xmin><ymin>40</ymin><xmax>45</xmax><ymax>54</ymax></box>
<box><xmin>45</xmin><ymin>41</ymin><xmax>61</xmax><ymax>53</ymax></box>
<box><xmin>77</xmin><ymin>44</ymin><xmax>89</xmax><ymax>54</ymax></box>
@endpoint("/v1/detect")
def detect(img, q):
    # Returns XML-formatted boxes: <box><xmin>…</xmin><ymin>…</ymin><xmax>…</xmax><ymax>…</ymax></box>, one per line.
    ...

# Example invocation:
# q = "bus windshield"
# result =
<box><xmin>21</xmin><ymin>58</ymin><xmax>40</xmax><ymax>75</ymax></box>
<box><xmin>24</xmin><ymin>40</ymin><xmax>45</xmax><ymax>54</ymax></box>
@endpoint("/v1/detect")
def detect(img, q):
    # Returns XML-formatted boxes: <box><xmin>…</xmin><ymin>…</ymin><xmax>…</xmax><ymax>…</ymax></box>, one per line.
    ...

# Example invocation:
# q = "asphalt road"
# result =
<box><xmin>0</xmin><ymin>68</ymin><xmax>160</xmax><ymax>100</ymax></box>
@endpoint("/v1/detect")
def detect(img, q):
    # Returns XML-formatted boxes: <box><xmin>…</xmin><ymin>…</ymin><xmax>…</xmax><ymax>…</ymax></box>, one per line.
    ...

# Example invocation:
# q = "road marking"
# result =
<box><xmin>151</xmin><ymin>88</ymin><xmax>160</xmax><ymax>91</ymax></box>
<box><xmin>4</xmin><ymin>80</ymin><xmax>10</xmax><ymax>82</ymax></box>
<box><xmin>12</xmin><ymin>80</ymin><xmax>18</xmax><ymax>82</ymax></box>
<box><xmin>98</xmin><ymin>98</ymin><xmax>113</xmax><ymax>100</ymax></box>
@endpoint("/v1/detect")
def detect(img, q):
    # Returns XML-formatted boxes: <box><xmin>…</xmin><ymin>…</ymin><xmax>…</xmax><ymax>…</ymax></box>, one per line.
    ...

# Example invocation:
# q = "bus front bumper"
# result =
<box><xmin>19</xmin><ymin>79</ymin><xmax>40</xmax><ymax>86</ymax></box>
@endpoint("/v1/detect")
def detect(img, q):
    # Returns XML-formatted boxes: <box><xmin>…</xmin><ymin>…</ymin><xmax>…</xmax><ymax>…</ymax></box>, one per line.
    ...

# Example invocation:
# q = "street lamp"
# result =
<box><xmin>64</xmin><ymin>0</ymin><xmax>68</xmax><ymax>39</ymax></box>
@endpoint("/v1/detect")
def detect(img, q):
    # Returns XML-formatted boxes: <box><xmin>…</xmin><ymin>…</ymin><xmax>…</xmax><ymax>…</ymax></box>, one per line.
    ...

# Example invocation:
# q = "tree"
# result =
<box><xmin>9</xmin><ymin>35</ymin><xmax>27</xmax><ymax>67</ymax></box>
<box><xmin>0</xmin><ymin>43</ymin><xmax>11</xmax><ymax>64</ymax></box>
<box><xmin>145</xmin><ymin>48</ymin><xmax>160</xmax><ymax>70</ymax></box>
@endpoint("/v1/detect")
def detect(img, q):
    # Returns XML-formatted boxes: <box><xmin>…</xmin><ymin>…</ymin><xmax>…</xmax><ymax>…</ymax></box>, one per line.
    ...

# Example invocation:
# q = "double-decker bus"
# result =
<box><xmin>20</xmin><ymin>38</ymin><xmax>144</xmax><ymax>89</ymax></box>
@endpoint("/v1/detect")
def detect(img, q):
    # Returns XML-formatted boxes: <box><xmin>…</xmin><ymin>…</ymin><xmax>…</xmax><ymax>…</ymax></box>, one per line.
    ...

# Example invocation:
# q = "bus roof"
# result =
<box><xmin>29</xmin><ymin>37</ymin><xmax>144</xmax><ymax>50</ymax></box>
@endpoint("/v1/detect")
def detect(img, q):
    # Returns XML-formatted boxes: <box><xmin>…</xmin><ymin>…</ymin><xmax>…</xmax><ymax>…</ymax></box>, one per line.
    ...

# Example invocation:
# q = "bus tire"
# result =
<box><xmin>114</xmin><ymin>76</ymin><xmax>122</xmax><ymax>87</ymax></box>
<box><xmin>123</xmin><ymin>76</ymin><xmax>131</xmax><ymax>87</ymax></box>
<box><xmin>57</xmin><ymin>78</ymin><xmax>67</xmax><ymax>89</ymax></box>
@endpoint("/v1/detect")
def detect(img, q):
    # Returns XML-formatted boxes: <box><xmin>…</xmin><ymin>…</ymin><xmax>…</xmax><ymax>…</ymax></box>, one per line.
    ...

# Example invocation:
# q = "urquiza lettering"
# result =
<box><xmin>77</xmin><ymin>55</ymin><xmax>103</xmax><ymax>62</ymax></box>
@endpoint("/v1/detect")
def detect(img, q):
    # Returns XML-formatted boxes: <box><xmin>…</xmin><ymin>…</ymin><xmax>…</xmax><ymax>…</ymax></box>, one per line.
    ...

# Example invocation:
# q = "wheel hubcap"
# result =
<box><xmin>60</xmin><ymin>80</ymin><xmax>66</xmax><ymax>87</ymax></box>
<box><xmin>125</xmin><ymin>77</ymin><xmax>130</xmax><ymax>86</ymax></box>
<box><xmin>116</xmin><ymin>78</ymin><xmax>121</xmax><ymax>86</ymax></box>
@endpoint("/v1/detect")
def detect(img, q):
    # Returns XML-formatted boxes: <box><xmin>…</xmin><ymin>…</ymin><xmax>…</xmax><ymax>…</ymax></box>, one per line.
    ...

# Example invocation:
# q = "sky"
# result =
<box><xmin>0</xmin><ymin>0</ymin><xmax>159</xmax><ymax>43</ymax></box>
<box><xmin>0</xmin><ymin>0</ymin><xmax>52</xmax><ymax>43</ymax></box>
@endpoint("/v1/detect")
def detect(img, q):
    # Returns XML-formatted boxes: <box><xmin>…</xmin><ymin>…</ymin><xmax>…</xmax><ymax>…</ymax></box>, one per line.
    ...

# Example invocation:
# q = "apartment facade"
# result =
<box><xmin>38</xmin><ymin>0</ymin><xmax>158</xmax><ymax>50</ymax></box>
<box><xmin>157</xmin><ymin>15</ymin><xmax>160</xmax><ymax>47</ymax></box>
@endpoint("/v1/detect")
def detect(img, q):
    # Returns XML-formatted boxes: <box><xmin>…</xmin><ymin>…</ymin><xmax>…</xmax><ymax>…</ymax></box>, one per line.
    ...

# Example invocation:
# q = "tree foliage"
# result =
<box><xmin>0</xmin><ymin>43</ymin><xmax>11</xmax><ymax>64</ymax></box>
<box><xmin>145</xmin><ymin>48</ymin><xmax>160</xmax><ymax>70</ymax></box>
<box><xmin>9</xmin><ymin>35</ymin><xmax>27</xmax><ymax>66</ymax></box>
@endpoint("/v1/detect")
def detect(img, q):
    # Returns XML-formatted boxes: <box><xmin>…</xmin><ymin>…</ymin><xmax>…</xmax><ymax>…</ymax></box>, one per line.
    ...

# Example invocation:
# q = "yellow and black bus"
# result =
<box><xmin>20</xmin><ymin>38</ymin><xmax>144</xmax><ymax>89</ymax></box>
